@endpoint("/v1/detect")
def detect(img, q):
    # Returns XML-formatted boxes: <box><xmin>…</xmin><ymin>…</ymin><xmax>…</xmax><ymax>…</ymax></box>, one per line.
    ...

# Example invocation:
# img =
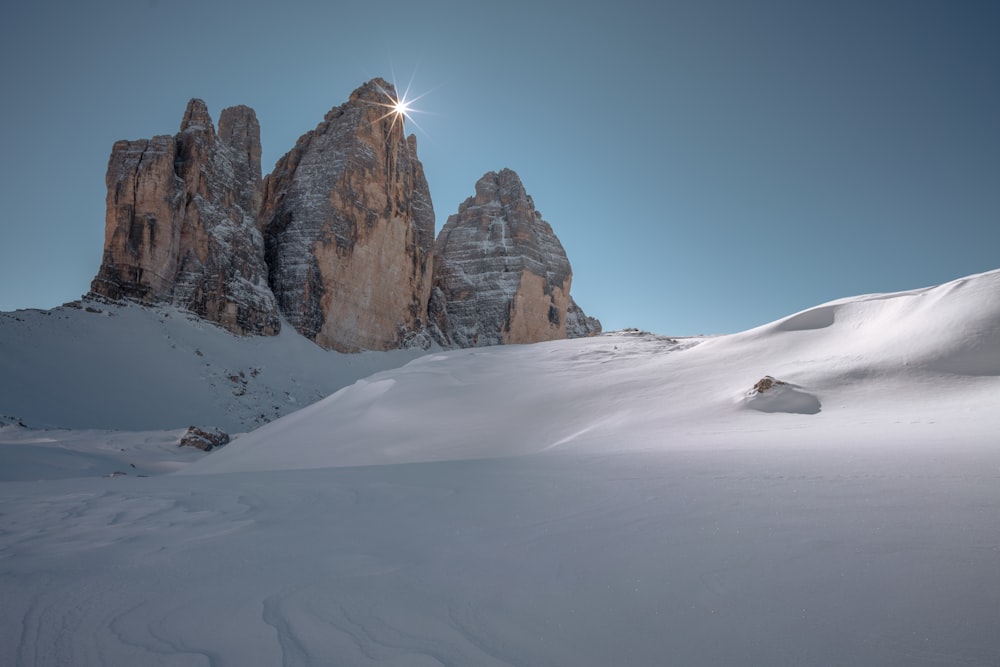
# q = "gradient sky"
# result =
<box><xmin>1</xmin><ymin>0</ymin><xmax>997</xmax><ymax>335</ymax></box>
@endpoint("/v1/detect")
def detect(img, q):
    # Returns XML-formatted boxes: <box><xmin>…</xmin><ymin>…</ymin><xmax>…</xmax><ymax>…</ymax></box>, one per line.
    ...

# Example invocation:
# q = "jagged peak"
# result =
<box><xmin>470</xmin><ymin>168</ymin><xmax>538</xmax><ymax>215</ymax></box>
<box><xmin>93</xmin><ymin>96</ymin><xmax>277</xmax><ymax>337</ymax></box>
<box><xmin>218</xmin><ymin>105</ymin><xmax>261</xmax><ymax>156</ymax></box>
<box><xmin>432</xmin><ymin>166</ymin><xmax>586</xmax><ymax>348</ymax></box>
<box><xmin>218</xmin><ymin>104</ymin><xmax>258</xmax><ymax>129</ymax></box>
<box><xmin>316</xmin><ymin>78</ymin><xmax>406</xmax><ymax>139</ymax></box>
<box><xmin>476</xmin><ymin>168</ymin><xmax>523</xmax><ymax>190</ymax></box>
<box><xmin>261</xmin><ymin>77</ymin><xmax>435</xmax><ymax>352</ymax></box>
<box><xmin>180</xmin><ymin>98</ymin><xmax>215</xmax><ymax>135</ymax></box>
<box><xmin>351</xmin><ymin>77</ymin><xmax>397</xmax><ymax>104</ymax></box>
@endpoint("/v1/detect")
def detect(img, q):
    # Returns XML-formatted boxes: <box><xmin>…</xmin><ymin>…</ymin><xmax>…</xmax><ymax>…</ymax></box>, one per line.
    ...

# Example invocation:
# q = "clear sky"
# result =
<box><xmin>1</xmin><ymin>0</ymin><xmax>997</xmax><ymax>335</ymax></box>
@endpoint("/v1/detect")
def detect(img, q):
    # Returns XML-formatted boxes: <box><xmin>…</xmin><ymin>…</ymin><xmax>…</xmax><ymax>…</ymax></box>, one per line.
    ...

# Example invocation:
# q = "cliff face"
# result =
<box><xmin>261</xmin><ymin>78</ymin><xmax>435</xmax><ymax>352</ymax></box>
<box><xmin>89</xmin><ymin>83</ymin><xmax>599</xmax><ymax>350</ymax></box>
<box><xmin>430</xmin><ymin>169</ymin><xmax>599</xmax><ymax>347</ymax></box>
<box><xmin>90</xmin><ymin>100</ymin><xmax>279</xmax><ymax>336</ymax></box>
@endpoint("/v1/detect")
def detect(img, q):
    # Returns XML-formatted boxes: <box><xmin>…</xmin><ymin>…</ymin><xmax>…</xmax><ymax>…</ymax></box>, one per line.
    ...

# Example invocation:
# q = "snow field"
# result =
<box><xmin>2</xmin><ymin>446</ymin><xmax>998</xmax><ymax>665</ymax></box>
<box><xmin>1</xmin><ymin>268</ymin><xmax>999</xmax><ymax>665</ymax></box>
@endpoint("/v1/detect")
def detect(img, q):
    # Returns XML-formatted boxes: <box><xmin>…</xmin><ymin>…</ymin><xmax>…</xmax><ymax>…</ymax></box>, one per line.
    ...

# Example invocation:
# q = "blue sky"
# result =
<box><xmin>1</xmin><ymin>0</ymin><xmax>997</xmax><ymax>335</ymax></box>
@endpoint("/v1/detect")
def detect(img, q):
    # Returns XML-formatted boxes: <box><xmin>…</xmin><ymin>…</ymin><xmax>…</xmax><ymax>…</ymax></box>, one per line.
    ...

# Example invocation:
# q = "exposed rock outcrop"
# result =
<box><xmin>178</xmin><ymin>426</ymin><xmax>230</xmax><ymax>451</ymax></box>
<box><xmin>90</xmin><ymin>100</ymin><xmax>279</xmax><ymax>336</ymax></box>
<box><xmin>0</xmin><ymin>415</ymin><xmax>27</xmax><ymax>429</ymax></box>
<box><xmin>742</xmin><ymin>376</ymin><xmax>822</xmax><ymax>414</ymax></box>
<box><xmin>566</xmin><ymin>296</ymin><xmax>603</xmax><ymax>338</ymax></box>
<box><xmin>88</xmin><ymin>83</ymin><xmax>600</xmax><ymax>352</ymax></box>
<box><xmin>430</xmin><ymin>169</ymin><xmax>600</xmax><ymax>347</ymax></box>
<box><xmin>750</xmin><ymin>376</ymin><xmax>785</xmax><ymax>393</ymax></box>
<box><xmin>261</xmin><ymin>78</ymin><xmax>435</xmax><ymax>352</ymax></box>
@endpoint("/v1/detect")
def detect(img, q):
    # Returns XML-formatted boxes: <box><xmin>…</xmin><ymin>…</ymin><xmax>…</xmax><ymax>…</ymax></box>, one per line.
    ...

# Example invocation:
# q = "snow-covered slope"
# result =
<box><xmin>2</xmin><ymin>270</ymin><xmax>998</xmax><ymax>666</ymax></box>
<box><xmin>189</xmin><ymin>268</ymin><xmax>1000</xmax><ymax>474</ymax></box>
<box><xmin>0</xmin><ymin>299</ymin><xmax>427</xmax><ymax>431</ymax></box>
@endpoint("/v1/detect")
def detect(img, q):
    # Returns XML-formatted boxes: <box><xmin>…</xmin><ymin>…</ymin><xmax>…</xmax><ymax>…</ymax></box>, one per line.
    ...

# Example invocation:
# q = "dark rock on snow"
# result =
<box><xmin>178</xmin><ymin>426</ymin><xmax>231</xmax><ymax>451</ymax></box>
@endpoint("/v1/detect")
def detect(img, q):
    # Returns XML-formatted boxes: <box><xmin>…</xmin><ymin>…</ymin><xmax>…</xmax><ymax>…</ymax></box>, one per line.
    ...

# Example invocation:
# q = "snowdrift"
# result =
<box><xmin>0</xmin><ymin>300</ymin><xmax>426</xmax><ymax>430</ymax></box>
<box><xmin>3</xmin><ymin>270</ymin><xmax>999</xmax><ymax>667</ymax></box>
<box><xmin>188</xmin><ymin>269</ymin><xmax>1000</xmax><ymax>474</ymax></box>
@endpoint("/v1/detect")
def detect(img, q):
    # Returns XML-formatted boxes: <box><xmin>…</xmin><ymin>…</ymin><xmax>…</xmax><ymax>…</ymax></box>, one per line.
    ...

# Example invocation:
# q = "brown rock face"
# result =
<box><xmin>262</xmin><ymin>78</ymin><xmax>435</xmax><ymax>352</ymax></box>
<box><xmin>88</xmin><ymin>83</ymin><xmax>600</xmax><ymax>352</ymax></box>
<box><xmin>90</xmin><ymin>100</ymin><xmax>279</xmax><ymax>336</ymax></box>
<box><xmin>430</xmin><ymin>169</ymin><xmax>600</xmax><ymax>347</ymax></box>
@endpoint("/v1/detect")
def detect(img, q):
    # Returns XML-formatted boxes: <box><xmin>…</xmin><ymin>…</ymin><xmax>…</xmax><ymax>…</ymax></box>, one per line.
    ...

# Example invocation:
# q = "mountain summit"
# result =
<box><xmin>90</xmin><ymin>100</ymin><xmax>279</xmax><ymax>336</ymax></box>
<box><xmin>87</xmin><ymin>81</ymin><xmax>597</xmax><ymax>351</ymax></box>
<box><xmin>430</xmin><ymin>168</ymin><xmax>600</xmax><ymax>347</ymax></box>
<box><xmin>262</xmin><ymin>78</ymin><xmax>436</xmax><ymax>352</ymax></box>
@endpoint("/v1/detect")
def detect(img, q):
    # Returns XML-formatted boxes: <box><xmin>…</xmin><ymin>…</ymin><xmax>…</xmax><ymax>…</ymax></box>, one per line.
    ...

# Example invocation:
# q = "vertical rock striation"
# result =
<box><xmin>261</xmin><ymin>78</ymin><xmax>435</xmax><ymax>352</ymax></box>
<box><xmin>90</xmin><ymin>100</ymin><xmax>278</xmax><ymax>336</ymax></box>
<box><xmin>89</xmin><ymin>83</ymin><xmax>599</xmax><ymax>350</ymax></box>
<box><xmin>430</xmin><ymin>168</ymin><xmax>600</xmax><ymax>347</ymax></box>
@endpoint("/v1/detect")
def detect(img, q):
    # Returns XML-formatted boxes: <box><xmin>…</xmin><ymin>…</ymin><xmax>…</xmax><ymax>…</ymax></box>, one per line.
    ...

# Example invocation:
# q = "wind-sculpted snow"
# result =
<box><xmin>704</xmin><ymin>267</ymin><xmax>1000</xmax><ymax>380</ymax></box>
<box><xmin>2</xmin><ymin>270</ymin><xmax>999</xmax><ymax>665</ymax></box>
<box><xmin>3</xmin><ymin>449</ymin><xmax>999</xmax><ymax>666</ymax></box>
<box><xmin>0</xmin><ymin>300</ymin><xmax>426</xmax><ymax>431</ymax></box>
<box><xmin>189</xmin><ymin>270</ymin><xmax>1000</xmax><ymax>474</ymax></box>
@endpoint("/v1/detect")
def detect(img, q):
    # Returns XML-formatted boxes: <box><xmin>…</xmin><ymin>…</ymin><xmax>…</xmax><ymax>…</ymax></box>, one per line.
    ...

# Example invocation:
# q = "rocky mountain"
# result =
<box><xmin>429</xmin><ymin>169</ymin><xmax>600</xmax><ymax>347</ymax></box>
<box><xmin>89</xmin><ymin>81</ymin><xmax>597</xmax><ymax>351</ymax></box>
<box><xmin>261</xmin><ymin>78</ymin><xmax>435</xmax><ymax>352</ymax></box>
<box><xmin>566</xmin><ymin>297</ymin><xmax>603</xmax><ymax>338</ymax></box>
<box><xmin>90</xmin><ymin>100</ymin><xmax>279</xmax><ymax>336</ymax></box>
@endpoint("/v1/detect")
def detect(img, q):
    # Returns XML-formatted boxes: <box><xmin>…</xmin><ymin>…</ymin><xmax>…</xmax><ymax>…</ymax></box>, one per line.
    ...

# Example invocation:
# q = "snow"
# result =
<box><xmin>1</xmin><ymin>269</ymin><xmax>999</xmax><ymax>665</ymax></box>
<box><xmin>0</xmin><ymin>300</ymin><xmax>427</xmax><ymax>431</ymax></box>
<box><xmin>0</xmin><ymin>427</ymin><xmax>199</xmax><ymax>481</ymax></box>
<box><xmin>189</xmin><ymin>269</ymin><xmax>1000</xmax><ymax>473</ymax></box>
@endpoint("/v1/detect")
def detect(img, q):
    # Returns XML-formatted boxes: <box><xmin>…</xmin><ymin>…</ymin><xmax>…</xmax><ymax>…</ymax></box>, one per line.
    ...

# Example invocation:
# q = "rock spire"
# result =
<box><xmin>429</xmin><ymin>168</ymin><xmax>600</xmax><ymax>347</ymax></box>
<box><xmin>261</xmin><ymin>78</ymin><xmax>435</xmax><ymax>352</ymax></box>
<box><xmin>89</xmin><ymin>84</ymin><xmax>599</xmax><ymax>350</ymax></box>
<box><xmin>90</xmin><ymin>99</ymin><xmax>279</xmax><ymax>336</ymax></box>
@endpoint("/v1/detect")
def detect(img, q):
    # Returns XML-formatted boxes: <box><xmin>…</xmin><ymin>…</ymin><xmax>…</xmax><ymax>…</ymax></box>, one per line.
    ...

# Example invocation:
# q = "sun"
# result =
<box><xmin>393</xmin><ymin>97</ymin><xmax>412</xmax><ymax>119</ymax></box>
<box><xmin>372</xmin><ymin>77</ymin><xmax>429</xmax><ymax>137</ymax></box>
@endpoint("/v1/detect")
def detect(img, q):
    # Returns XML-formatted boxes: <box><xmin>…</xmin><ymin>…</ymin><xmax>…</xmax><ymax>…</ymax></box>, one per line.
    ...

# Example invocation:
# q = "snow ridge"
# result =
<box><xmin>1</xmin><ymin>270</ymin><xmax>999</xmax><ymax>666</ymax></box>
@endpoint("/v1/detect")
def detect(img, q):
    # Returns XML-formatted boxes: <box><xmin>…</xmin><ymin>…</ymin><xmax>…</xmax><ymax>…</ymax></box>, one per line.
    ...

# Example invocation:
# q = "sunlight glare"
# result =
<box><xmin>393</xmin><ymin>98</ymin><xmax>411</xmax><ymax>118</ymax></box>
<box><xmin>372</xmin><ymin>77</ymin><xmax>431</xmax><ymax>138</ymax></box>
